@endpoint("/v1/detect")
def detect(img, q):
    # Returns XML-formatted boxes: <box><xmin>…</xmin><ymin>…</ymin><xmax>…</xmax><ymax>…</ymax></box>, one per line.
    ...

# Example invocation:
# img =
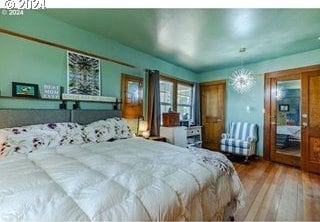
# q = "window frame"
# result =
<box><xmin>160</xmin><ymin>75</ymin><xmax>193</xmax><ymax>122</ymax></box>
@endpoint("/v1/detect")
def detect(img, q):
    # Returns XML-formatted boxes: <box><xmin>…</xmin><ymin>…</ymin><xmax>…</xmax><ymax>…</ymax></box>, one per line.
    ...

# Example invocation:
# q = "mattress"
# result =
<box><xmin>276</xmin><ymin>125</ymin><xmax>301</xmax><ymax>140</ymax></box>
<box><xmin>0</xmin><ymin>137</ymin><xmax>244</xmax><ymax>221</ymax></box>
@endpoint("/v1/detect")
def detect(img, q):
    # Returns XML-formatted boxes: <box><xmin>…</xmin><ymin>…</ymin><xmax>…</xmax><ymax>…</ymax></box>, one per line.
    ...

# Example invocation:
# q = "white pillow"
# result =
<box><xmin>83</xmin><ymin>120</ymin><xmax>115</xmax><ymax>143</ymax></box>
<box><xmin>108</xmin><ymin>118</ymin><xmax>133</xmax><ymax>139</ymax></box>
<box><xmin>83</xmin><ymin>117</ymin><xmax>133</xmax><ymax>143</ymax></box>
<box><xmin>0</xmin><ymin>122</ymin><xmax>85</xmax><ymax>157</ymax></box>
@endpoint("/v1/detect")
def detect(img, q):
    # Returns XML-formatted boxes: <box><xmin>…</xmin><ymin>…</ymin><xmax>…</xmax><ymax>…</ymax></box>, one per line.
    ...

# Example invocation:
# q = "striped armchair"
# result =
<box><xmin>221</xmin><ymin>122</ymin><xmax>258</xmax><ymax>161</ymax></box>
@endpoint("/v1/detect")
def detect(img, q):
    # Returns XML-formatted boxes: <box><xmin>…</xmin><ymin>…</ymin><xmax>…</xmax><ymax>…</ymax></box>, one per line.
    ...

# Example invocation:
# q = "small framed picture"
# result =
<box><xmin>42</xmin><ymin>84</ymin><xmax>60</xmax><ymax>99</ymax></box>
<box><xmin>279</xmin><ymin>104</ymin><xmax>289</xmax><ymax>112</ymax></box>
<box><xmin>12</xmin><ymin>82</ymin><xmax>39</xmax><ymax>98</ymax></box>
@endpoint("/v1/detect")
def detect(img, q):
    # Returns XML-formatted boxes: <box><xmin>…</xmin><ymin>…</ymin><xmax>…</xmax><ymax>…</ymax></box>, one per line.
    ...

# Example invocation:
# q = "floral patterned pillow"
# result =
<box><xmin>0</xmin><ymin>122</ymin><xmax>85</xmax><ymax>157</ymax></box>
<box><xmin>0</xmin><ymin>129</ymin><xmax>60</xmax><ymax>156</ymax></box>
<box><xmin>108</xmin><ymin>118</ymin><xmax>133</xmax><ymax>139</ymax></box>
<box><xmin>83</xmin><ymin>120</ymin><xmax>115</xmax><ymax>143</ymax></box>
<box><xmin>83</xmin><ymin>118</ymin><xmax>133</xmax><ymax>142</ymax></box>
<box><xmin>43</xmin><ymin>123</ymin><xmax>85</xmax><ymax>145</ymax></box>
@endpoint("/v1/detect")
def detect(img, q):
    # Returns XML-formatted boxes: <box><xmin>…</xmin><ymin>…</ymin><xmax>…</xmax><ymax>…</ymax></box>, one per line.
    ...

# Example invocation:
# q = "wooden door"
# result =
<box><xmin>121</xmin><ymin>74</ymin><xmax>143</xmax><ymax>119</ymax></box>
<box><xmin>301</xmin><ymin>70</ymin><xmax>320</xmax><ymax>174</ymax></box>
<box><xmin>200</xmin><ymin>80</ymin><xmax>226</xmax><ymax>151</ymax></box>
<box><xmin>270</xmin><ymin>74</ymin><xmax>301</xmax><ymax>167</ymax></box>
<box><xmin>264</xmin><ymin>65</ymin><xmax>320</xmax><ymax>173</ymax></box>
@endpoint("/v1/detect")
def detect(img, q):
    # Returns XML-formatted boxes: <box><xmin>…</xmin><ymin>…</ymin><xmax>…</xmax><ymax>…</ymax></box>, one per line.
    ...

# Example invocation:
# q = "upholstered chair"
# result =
<box><xmin>220</xmin><ymin>122</ymin><xmax>258</xmax><ymax>161</ymax></box>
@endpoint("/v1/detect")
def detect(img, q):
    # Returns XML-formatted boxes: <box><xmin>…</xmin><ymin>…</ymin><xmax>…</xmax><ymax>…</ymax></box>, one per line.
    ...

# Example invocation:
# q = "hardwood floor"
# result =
<box><xmin>233</xmin><ymin>159</ymin><xmax>320</xmax><ymax>221</ymax></box>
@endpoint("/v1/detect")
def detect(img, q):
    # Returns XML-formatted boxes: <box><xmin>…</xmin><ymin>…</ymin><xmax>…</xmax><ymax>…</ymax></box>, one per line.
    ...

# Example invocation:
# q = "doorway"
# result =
<box><xmin>200</xmin><ymin>80</ymin><xmax>226</xmax><ymax>151</ymax></box>
<box><xmin>264</xmin><ymin>65</ymin><xmax>320</xmax><ymax>173</ymax></box>
<box><xmin>121</xmin><ymin>74</ymin><xmax>143</xmax><ymax>119</ymax></box>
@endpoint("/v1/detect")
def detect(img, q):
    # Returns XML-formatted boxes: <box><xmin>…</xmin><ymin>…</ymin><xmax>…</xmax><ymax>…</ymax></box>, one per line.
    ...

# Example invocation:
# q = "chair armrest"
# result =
<box><xmin>247</xmin><ymin>137</ymin><xmax>257</xmax><ymax>142</ymax></box>
<box><xmin>221</xmin><ymin>133</ymin><xmax>231</xmax><ymax>139</ymax></box>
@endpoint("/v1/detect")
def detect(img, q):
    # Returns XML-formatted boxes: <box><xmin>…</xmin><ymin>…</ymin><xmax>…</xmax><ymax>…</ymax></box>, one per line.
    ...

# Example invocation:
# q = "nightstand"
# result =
<box><xmin>186</xmin><ymin>126</ymin><xmax>202</xmax><ymax>148</ymax></box>
<box><xmin>148</xmin><ymin>136</ymin><xmax>167</xmax><ymax>142</ymax></box>
<box><xmin>160</xmin><ymin>126</ymin><xmax>187</xmax><ymax>147</ymax></box>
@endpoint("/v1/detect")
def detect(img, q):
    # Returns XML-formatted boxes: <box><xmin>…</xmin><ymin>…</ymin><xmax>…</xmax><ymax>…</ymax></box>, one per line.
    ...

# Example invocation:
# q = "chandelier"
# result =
<box><xmin>229</xmin><ymin>48</ymin><xmax>256</xmax><ymax>94</ymax></box>
<box><xmin>276</xmin><ymin>86</ymin><xmax>285</xmax><ymax>100</ymax></box>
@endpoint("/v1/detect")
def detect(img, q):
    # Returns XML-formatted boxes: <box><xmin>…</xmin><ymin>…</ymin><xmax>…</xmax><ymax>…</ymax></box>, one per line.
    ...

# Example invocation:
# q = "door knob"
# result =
<box><xmin>302</xmin><ymin>122</ymin><xmax>308</xmax><ymax>128</ymax></box>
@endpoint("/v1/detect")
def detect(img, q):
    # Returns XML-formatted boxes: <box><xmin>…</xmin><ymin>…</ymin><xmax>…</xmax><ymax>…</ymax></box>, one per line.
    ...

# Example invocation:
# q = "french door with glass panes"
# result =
<box><xmin>270</xmin><ymin>74</ymin><xmax>301</xmax><ymax>167</ymax></box>
<box><xmin>266</xmin><ymin>66</ymin><xmax>320</xmax><ymax>173</ymax></box>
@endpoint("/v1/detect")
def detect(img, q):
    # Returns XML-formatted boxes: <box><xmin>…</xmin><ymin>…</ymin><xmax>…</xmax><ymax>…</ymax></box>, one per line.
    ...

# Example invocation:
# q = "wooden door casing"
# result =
<box><xmin>200</xmin><ymin>80</ymin><xmax>226</xmax><ymax>151</ymax></box>
<box><xmin>264</xmin><ymin>64</ymin><xmax>320</xmax><ymax>173</ymax></box>
<box><xmin>121</xmin><ymin>74</ymin><xmax>143</xmax><ymax>119</ymax></box>
<box><xmin>301</xmin><ymin>70</ymin><xmax>320</xmax><ymax>174</ymax></box>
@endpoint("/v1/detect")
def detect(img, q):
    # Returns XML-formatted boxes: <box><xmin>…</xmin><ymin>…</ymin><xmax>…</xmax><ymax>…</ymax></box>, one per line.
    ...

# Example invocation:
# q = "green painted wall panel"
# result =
<box><xmin>199</xmin><ymin>48</ymin><xmax>320</xmax><ymax>156</ymax></box>
<box><xmin>0</xmin><ymin>11</ymin><xmax>196</xmax><ymax>115</ymax></box>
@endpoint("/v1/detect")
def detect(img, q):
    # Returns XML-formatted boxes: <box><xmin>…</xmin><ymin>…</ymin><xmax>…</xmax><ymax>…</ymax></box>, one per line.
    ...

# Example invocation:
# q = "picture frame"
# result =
<box><xmin>279</xmin><ymin>104</ymin><xmax>289</xmax><ymax>112</ymax></box>
<box><xmin>42</xmin><ymin>84</ymin><xmax>61</xmax><ymax>99</ymax></box>
<box><xmin>67</xmin><ymin>51</ymin><xmax>101</xmax><ymax>96</ymax></box>
<box><xmin>12</xmin><ymin>82</ymin><xmax>39</xmax><ymax>98</ymax></box>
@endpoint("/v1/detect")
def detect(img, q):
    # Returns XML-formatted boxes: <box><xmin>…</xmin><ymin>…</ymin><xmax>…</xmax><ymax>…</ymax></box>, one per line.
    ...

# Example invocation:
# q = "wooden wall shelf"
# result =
<box><xmin>0</xmin><ymin>96</ymin><xmax>121</xmax><ymax>110</ymax></box>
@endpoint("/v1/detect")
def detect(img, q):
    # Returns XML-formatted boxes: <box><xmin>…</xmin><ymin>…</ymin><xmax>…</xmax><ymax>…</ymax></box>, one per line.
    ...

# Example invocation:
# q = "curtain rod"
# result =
<box><xmin>0</xmin><ymin>28</ymin><xmax>148</xmax><ymax>71</ymax></box>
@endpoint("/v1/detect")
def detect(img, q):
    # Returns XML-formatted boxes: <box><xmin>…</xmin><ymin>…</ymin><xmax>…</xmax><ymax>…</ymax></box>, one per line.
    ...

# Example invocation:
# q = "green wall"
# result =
<box><xmin>0</xmin><ymin>10</ymin><xmax>197</xmax><ymax>112</ymax></box>
<box><xmin>199</xmin><ymin>48</ymin><xmax>320</xmax><ymax>156</ymax></box>
<box><xmin>1</xmin><ymin>10</ymin><xmax>320</xmax><ymax>157</ymax></box>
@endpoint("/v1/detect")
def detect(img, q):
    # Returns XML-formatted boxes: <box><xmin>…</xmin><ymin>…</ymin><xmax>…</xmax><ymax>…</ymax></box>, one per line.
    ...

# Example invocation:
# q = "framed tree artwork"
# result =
<box><xmin>67</xmin><ymin>51</ymin><xmax>101</xmax><ymax>96</ymax></box>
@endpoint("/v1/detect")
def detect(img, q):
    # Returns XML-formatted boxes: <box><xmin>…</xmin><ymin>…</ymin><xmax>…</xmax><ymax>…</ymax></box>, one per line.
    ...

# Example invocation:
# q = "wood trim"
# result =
<box><xmin>200</xmin><ymin>79</ymin><xmax>226</xmax><ymax>86</ymax></box>
<box><xmin>263</xmin><ymin>75</ymin><xmax>271</xmax><ymax>160</ymax></box>
<box><xmin>160</xmin><ymin>75</ymin><xmax>193</xmax><ymax>87</ymax></box>
<box><xmin>121</xmin><ymin>73</ymin><xmax>144</xmax><ymax>83</ymax></box>
<box><xmin>0</xmin><ymin>28</ymin><xmax>139</xmax><ymax>69</ymax></box>
<box><xmin>265</xmin><ymin>64</ymin><xmax>320</xmax><ymax>78</ymax></box>
<box><xmin>172</xmin><ymin>81</ymin><xmax>178</xmax><ymax>112</ymax></box>
<box><xmin>300</xmin><ymin>72</ymin><xmax>309</xmax><ymax>171</ymax></box>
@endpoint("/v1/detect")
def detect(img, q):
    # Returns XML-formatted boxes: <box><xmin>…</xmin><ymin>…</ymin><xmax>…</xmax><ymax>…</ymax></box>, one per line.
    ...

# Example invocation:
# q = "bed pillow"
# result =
<box><xmin>108</xmin><ymin>117</ymin><xmax>133</xmax><ymax>139</ymax></box>
<box><xmin>0</xmin><ymin>122</ymin><xmax>85</xmax><ymax>157</ymax></box>
<box><xmin>83</xmin><ymin>118</ymin><xmax>133</xmax><ymax>142</ymax></box>
<box><xmin>83</xmin><ymin>120</ymin><xmax>115</xmax><ymax>143</ymax></box>
<box><xmin>44</xmin><ymin>122</ymin><xmax>85</xmax><ymax>145</ymax></box>
<box><xmin>0</xmin><ymin>128</ymin><xmax>60</xmax><ymax>156</ymax></box>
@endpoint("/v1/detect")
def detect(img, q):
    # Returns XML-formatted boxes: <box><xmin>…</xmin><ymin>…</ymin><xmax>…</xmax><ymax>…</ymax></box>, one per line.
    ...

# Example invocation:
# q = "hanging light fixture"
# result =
<box><xmin>229</xmin><ymin>48</ymin><xmax>256</xmax><ymax>94</ymax></box>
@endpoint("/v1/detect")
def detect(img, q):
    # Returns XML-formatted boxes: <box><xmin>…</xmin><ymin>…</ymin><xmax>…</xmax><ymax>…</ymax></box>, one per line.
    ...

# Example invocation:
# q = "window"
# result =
<box><xmin>177</xmin><ymin>84</ymin><xmax>193</xmax><ymax>120</ymax></box>
<box><xmin>160</xmin><ymin>76</ymin><xmax>193</xmax><ymax>124</ymax></box>
<box><xmin>160</xmin><ymin>80</ymin><xmax>174</xmax><ymax>113</ymax></box>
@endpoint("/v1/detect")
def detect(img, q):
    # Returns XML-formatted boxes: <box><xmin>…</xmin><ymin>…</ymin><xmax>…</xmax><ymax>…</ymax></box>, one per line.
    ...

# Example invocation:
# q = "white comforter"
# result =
<box><xmin>0</xmin><ymin>137</ymin><xmax>244</xmax><ymax>221</ymax></box>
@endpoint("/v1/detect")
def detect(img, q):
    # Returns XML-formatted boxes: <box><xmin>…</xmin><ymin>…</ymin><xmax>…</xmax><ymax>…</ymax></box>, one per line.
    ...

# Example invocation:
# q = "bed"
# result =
<box><xmin>276</xmin><ymin>125</ymin><xmax>301</xmax><ymax>148</ymax></box>
<box><xmin>0</xmin><ymin>109</ymin><xmax>244</xmax><ymax>221</ymax></box>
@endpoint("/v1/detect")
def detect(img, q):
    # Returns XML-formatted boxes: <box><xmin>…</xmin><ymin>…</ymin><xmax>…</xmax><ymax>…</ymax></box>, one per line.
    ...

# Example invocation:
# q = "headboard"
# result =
<box><xmin>0</xmin><ymin>109</ymin><xmax>70</xmax><ymax>128</ymax></box>
<box><xmin>0</xmin><ymin>109</ymin><xmax>122</xmax><ymax>128</ymax></box>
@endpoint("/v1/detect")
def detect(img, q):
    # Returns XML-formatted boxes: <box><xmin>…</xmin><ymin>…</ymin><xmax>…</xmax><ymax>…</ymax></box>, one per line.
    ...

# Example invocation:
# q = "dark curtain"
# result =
<box><xmin>193</xmin><ymin>83</ymin><xmax>201</xmax><ymax>126</ymax></box>
<box><xmin>148</xmin><ymin>70</ymin><xmax>161</xmax><ymax>136</ymax></box>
